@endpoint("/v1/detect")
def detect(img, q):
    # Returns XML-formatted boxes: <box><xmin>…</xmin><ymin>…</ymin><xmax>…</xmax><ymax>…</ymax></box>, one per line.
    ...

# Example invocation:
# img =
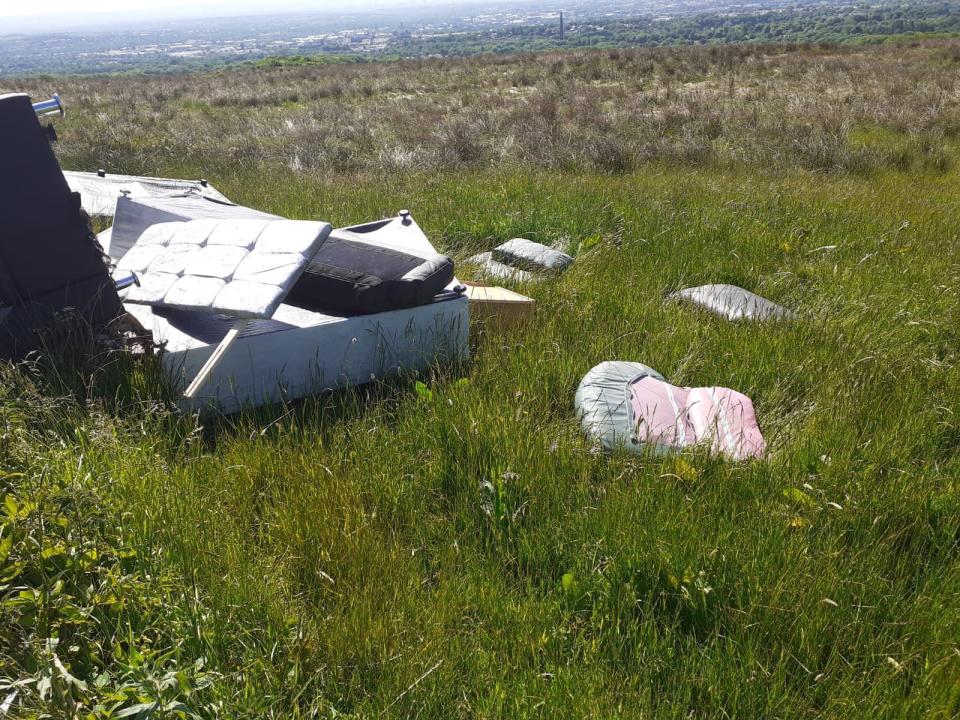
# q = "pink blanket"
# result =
<box><xmin>629</xmin><ymin>376</ymin><xmax>766</xmax><ymax>460</ymax></box>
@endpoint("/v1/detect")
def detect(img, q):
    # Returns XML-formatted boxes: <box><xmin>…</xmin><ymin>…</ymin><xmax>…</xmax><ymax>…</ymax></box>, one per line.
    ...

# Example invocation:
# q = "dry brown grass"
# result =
<box><xmin>9</xmin><ymin>41</ymin><xmax>960</xmax><ymax>177</ymax></box>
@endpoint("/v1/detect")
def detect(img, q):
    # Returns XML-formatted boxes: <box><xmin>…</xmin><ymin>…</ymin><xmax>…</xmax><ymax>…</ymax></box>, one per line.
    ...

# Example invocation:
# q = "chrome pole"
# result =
<box><xmin>113</xmin><ymin>272</ymin><xmax>140</xmax><ymax>291</ymax></box>
<box><xmin>32</xmin><ymin>93</ymin><xmax>63</xmax><ymax>118</ymax></box>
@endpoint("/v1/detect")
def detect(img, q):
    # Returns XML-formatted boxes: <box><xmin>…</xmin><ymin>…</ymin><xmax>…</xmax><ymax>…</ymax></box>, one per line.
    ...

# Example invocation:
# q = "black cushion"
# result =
<box><xmin>286</xmin><ymin>237</ymin><xmax>455</xmax><ymax>315</ymax></box>
<box><xmin>0</xmin><ymin>93</ymin><xmax>121</xmax><ymax>358</ymax></box>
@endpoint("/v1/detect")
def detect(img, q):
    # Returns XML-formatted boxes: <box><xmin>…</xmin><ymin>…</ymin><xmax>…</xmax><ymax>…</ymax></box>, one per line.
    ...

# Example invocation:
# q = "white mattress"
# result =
<box><xmin>128</xmin><ymin>295</ymin><xmax>469</xmax><ymax>414</ymax></box>
<box><xmin>115</xmin><ymin>218</ymin><xmax>331</xmax><ymax>319</ymax></box>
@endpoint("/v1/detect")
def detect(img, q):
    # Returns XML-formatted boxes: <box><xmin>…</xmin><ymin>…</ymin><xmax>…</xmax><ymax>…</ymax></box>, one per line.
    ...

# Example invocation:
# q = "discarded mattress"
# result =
<box><xmin>670</xmin><ymin>284</ymin><xmax>795</xmax><ymax>322</ymax></box>
<box><xmin>491</xmin><ymin>238</ymin><xmax>573</xmax><ymax>273</ymax></box>
<box><xmin>286</xmin><ymin>215</ymin><xmax>455</xmax><ymax>315</ymax></box>
<box><xmin>466</xmin><ymin>252</ymin><xmax>533</xmax><ymax>283</ymax></box>
<box><xmin>575</xmin><ymin>361</ymin><xmax>766</xmax><ymax>460</ymax></box>
<box><xmin>114</xmin><ymin>218</ymin><xmax>331</xmax><ymax>318</ymax></box>
<box><xmin>63</xmin><ymin>170</ymin><xmax>231</xmax><ymax>219</ymax></box>
<box><xmin>0</xmin><ymin>93</ymin><xmax>121</xmax><ymax>359</ymax></box>
<box><xmin>104</xmin><ymin>194</ymin><xmax>274</xmax><ymax>260</ymax></box>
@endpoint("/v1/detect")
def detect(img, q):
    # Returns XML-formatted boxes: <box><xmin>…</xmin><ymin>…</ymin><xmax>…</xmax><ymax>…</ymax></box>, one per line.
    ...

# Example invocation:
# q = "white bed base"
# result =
<box><xmin>126</xmin><ymin>296</ymin><xmax>468</xmax><ymax>414</ymax></box>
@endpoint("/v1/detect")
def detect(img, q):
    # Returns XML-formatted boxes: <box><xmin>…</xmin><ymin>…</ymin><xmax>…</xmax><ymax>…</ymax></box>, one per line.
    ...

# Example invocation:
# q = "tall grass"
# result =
<box><xmin>8</xmin><ymin>41</ymin><xmax>960</xmax><ymax>179</ymax></box>
<box><xmin>2</xmin><ymin>42</ymin><xmax>960</xmax><ymax>718</ymax></box>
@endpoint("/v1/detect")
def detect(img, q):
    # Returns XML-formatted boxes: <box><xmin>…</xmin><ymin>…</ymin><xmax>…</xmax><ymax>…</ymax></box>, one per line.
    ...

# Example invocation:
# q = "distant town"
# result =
<box><xmin>1</xmin><ymin>0</ymin><xmax>955</xmax><ymax>75</ymax></box>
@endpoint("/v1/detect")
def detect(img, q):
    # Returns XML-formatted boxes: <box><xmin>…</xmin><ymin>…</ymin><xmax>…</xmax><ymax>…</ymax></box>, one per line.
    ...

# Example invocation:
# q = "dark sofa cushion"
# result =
<box><xmin>286</xmin><ymin>236</ymin><xmax>454</xmax><ymax>315</ymax></box>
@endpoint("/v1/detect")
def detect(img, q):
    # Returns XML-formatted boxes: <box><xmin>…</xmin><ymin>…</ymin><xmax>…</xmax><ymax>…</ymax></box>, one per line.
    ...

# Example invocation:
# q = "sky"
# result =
<box><xmin>0</xmin><ymin>0</ymin><xmax>468</xmax><ymax>31</ymax></box>
<box><xmin>0</xmin><ymin>0</ymin><xmax>347</xmax><ymax>16</ymax></box>
<box><xmin>0</xmin><ymin>0</ymin><xmax>464</xmax><ymax>20</ymax></box>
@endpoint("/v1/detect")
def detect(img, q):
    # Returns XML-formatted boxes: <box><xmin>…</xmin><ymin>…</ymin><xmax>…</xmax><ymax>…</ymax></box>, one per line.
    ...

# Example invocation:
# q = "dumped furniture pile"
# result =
<box><xmin>0</xmin><ymin>92</ymin><xmax>468</xmax><ymax>413</ymax></box>
<box><xmin>1</xmin><ymin>91</ymin><xmax>798</xmax><ymax>460</ymax></box>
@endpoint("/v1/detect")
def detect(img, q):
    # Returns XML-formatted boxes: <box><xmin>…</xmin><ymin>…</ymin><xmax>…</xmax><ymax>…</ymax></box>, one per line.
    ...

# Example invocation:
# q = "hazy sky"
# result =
<box><xmin>0</xmin><ymin>0</ymin><xmax>460</xmax><ymax>19</ymax></box>
<box><xmin>0</xmin><ymin>0</ymin><xmax>338</xmax><ymax>17</ymax></box>
<box><xmin>1</xmin><ymin>0</ymin><xmax>226</xmax><ymax>18</ymax></box>
<box><xmin>0</xmin><ymin>0</ymin><xmax>494</xmax><ymax>32</ymax></box>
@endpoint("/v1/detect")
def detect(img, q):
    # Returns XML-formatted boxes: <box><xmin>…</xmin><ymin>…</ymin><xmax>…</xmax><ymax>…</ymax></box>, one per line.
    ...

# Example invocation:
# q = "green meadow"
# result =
<box><xmin>2</xmin><ymin>42</ymin><xmax>960</xmax><ymax>718</ymax></box>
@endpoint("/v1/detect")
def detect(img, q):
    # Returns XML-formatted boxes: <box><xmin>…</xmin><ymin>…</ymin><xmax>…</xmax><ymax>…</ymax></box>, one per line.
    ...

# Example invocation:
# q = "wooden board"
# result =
<box><xmin>464</xmin><ymin>283</ymin><xmax>535</xmax><ymax>330</ymax></box>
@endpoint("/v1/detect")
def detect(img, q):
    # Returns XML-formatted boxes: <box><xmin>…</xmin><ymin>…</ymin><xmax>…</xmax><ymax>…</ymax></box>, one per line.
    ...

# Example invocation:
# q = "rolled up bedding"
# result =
<box><xmin>669</xmin><ymin>284</ymin><xmax>795</xmax><ymax>322</ymax></box>
<box><xmin>576</xmin><ymin>361</ymin><xmax>766</xmax><ymax>460</ymax></box>
<box><xmin>466</xmin><ymin>252</ymin><xmax>533</xmax><ymax>283</ymax></box>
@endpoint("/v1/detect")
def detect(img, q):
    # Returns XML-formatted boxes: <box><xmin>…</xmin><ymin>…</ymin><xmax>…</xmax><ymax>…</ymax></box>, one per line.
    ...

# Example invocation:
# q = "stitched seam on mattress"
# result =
<box><xmin>303</xmin><ymin>264</ymin><xmax>383</xmax><ymax>287</ymax></box>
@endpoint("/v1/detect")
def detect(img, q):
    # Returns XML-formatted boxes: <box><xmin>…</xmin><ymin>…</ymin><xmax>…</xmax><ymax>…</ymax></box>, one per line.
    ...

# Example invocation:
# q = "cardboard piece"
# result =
<box><xmin>464</xmin><ymin>283</ymin><xmax>535</xmax><ymax>330</ymax></box>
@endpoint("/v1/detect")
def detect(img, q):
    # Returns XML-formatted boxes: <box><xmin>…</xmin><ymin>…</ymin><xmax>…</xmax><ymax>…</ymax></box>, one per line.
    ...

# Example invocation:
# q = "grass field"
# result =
<box><xmin>2</xmin><ymin>42</ymin><xmax>960</xmax><ymax>718</ymax></box>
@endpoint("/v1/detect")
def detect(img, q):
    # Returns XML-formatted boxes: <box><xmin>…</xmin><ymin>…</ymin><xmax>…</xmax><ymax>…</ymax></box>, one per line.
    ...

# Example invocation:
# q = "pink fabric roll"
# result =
<box><xmin>630</xmin><ymin>376</ymin><xmax>766</xmax><ymax>460</ymax></box>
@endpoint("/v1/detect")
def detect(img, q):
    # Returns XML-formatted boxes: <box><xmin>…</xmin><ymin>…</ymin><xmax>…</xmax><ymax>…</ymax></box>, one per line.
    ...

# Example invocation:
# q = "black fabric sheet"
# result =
<box><xmin>0</xmin><ymin>94</ymin><xmax>121</xmax><ymax>359</ymax></box>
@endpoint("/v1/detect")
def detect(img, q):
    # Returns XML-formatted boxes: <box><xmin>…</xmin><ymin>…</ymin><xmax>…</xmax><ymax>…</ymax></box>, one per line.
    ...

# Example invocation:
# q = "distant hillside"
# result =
<box><xmin>13</xmin><ymin>39</ymin><xmax>956</xmax><ymax>179</ymax></box>
<box><xmin>388</xmin><ymin>1</ymin><xmax>960</xmax><ymax>57</ymax></box>
<box><xmin>0</xmin><ymin>0</ymin><xmax>957</xmax><ymax>76</ymax></box>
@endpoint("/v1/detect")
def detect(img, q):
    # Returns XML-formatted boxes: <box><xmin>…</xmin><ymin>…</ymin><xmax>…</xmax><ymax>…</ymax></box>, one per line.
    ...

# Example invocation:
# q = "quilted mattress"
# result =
<box><xmin>115</xmin><ymin>218</ymin><xmax>331</xmax><ymax>319</ymax></box>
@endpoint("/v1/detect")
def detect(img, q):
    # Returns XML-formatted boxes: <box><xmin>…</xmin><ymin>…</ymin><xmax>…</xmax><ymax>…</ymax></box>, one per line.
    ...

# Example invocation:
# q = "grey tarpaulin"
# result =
<box><xmin>491</xmin><ymin>238</ymin><xmax>573</xmax><ymax>272</ymax></box>
<box><xmin>669</xmin><ymin>284</ymin><xmax>795</xmax><ymax>322</ymax></box>
<box><xmin>63</xmin><ymin>171</ymin><xmax>231</xmax><ymax>219</ymax></box>
<box><xmin>575</xmin><ymin>361</ymin><xmax>664</xmax><ymax>452</ymax></box>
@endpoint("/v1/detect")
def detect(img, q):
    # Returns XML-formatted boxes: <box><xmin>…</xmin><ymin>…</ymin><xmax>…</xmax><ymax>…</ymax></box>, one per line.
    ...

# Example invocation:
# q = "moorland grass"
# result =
<box><xmin>2</xmin><ymin>43</ymin><xmax>960</xmax><ymax>719</ymax></box>
<box><xmin>15</xmin><ymin>41</ymin><xmax>960</xmax><ymax>180</ymax></box>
